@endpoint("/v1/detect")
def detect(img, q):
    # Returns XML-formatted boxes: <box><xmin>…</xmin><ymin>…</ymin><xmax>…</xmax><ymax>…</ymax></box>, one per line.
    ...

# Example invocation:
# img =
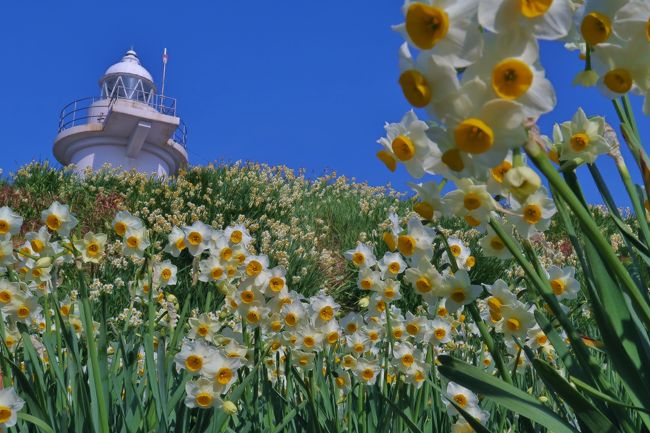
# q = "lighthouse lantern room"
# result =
<box><xmin>53</xmin><ymin>49</ymin><xmax>188</xmax><ymax>176</ymax></box>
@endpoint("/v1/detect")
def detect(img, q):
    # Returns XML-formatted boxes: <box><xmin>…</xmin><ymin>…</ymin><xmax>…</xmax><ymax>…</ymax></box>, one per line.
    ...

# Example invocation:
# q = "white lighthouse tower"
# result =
<box><xmin>53</xmin><ymin>49</ymin><xmax>188</xmax><ymax>176</ymax></box>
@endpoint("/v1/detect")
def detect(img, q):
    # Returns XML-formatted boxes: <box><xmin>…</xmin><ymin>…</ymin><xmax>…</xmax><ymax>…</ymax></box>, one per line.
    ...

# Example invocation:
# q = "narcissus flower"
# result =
<box><xmin>0</xmin><ymin>388</ymin><xmax>24</xmax><ymax>427</ymax></box>
<box><xmin>444</xmin><ymin>382</ymin><xmax>479</xmax><ymax>416</ymax></box>
<box><xmin>164</xmin><ymin>226</ymin><xmax>187</xmax><ymax>257</ymax></box>
<box><xmin>41</xmin><ymin>201</ymin><xmax>78</xmax><ymax>237</ymax></box>
<box><xmin>396</xmin><ymin>216</ymin><xmax>436</xmax><ymax>261</ymax></box>
<box><xmin>443</xmin><ymin>270</ymin><xmax>482</xmax><ymax>313</ymax></box>
<box><xmin>376</xmin><ymin>111</ymin><xmax>439</xmax><ymax>178</ymax></box>
<box><xmin>394</xmin><ymin>0</ymin><xmax>483</xmax><ymax>67</ymax></box>
<box><xmin>508</xmin><ymin>187</ymin><xmax>557</xmax><ymax>239</ymax></box>
<box><xmin>174</xmin><ymin>339</ymin><xmax>217</xmax><ymax>376</ymax></box>
<box><xmin>111</xmin><ymin>211</ymin><xmax>143</xmax><ymax>237</ymax></box>
<box><xmin>404</xmin><ymin>256</ymin><xmax>445</xmax><ymax>301</ymax></box>
<box><xmin>545</xmin><ymin>265</ymin><xmax>580</xmax><ymax>300</ymax></box>
<box><xmin>0</xmin><ymin>207</ymin><xmax>23</xmax><ymax>237</ymax></box>
<box><xmin>443</xmin><ymin>179</ymin><xmax>496</xmax><ymax>226</ymax></box>
<box><xmin>579</xmin><ymin>0</ymin><xmax>627</xmax><ymax>46</ymax></box>
<box><xmin>123</xmin><ymin>227</ymin><xmax>150</xmax><ymax>258</ymax></box>
<box><xmin>378</xmin><ymin>252</ymin><xmax>408</xmax><ymax>277</ymax></box>
<box><xmin>479</xmin><ymin>225</ymin><xmax>513</xmax><ymax>260</ymax></box>
<box><xmin>204</xmin><ymin>351</ymin><xmax>243</xmax><ymax>393</ymax></box>
<box><xmin>409</xmin><ymin>182</ymin><xmax>443</xmax><ymax>221</ymax></box>
<box><xmin>555</xmin><ymin>108</ymin><xmax>611</xmax><ymax>163</ymax></box>
<box><xmin>502</xmin><ymin>166</ymin><xmax>541</xmax><ymax>202</ymax></box>
<box><xmin>478</xmin><ymin>0</ymin><xmax>573</xmax><ymax>41</ymax></box>
<box><xmin>499</xmin><ymin>301</ymin><xmax>536</xmax><ymax>338</ymax></box>
<box><xmin>74</xmin><ymin>232</ymin><xmax>107</xmax><ymax>264</ymax></box>
<box><xmin>154</xmin><ymin>260</ymin><xmax>178</xmax><ymax>287</ymax></box>
<box><xmin>344</xmin><ymin>243</ymin><xmax>376</xmax><ymax>268</ymax></box>
<box><xmin>183</xmin><ymin>221</ymin><xmax>212</xmax><ymax>257</ymax></box>
<box><xmin>355</xmin><ymin>358</ymin><xmax>381</xmax><ymax>386</ymax></box>
<box><xmin>429</xmin><ymin>318</ymin><xmax>452</xmax><ymax>345</ymax></box>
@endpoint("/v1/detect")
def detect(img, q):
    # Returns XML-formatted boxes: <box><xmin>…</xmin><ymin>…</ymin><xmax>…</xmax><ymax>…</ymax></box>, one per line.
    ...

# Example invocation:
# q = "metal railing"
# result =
<box><xmin>57</xmin><ymin>94</ymin><xmax>187</xmax><ymax>148</ymax></box>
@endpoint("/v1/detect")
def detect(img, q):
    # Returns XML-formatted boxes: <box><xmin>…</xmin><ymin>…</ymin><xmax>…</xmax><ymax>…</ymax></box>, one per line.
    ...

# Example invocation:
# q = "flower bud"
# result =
<box><xmin>572</xmin><ymin>70</ymin><xmax>599</xmax><ymax>87</ymax></box>
<box><xmin>358</xmin><ymin>296</ymin><xmax>370</xmax><ymax>308</ymax></box>
<box><xmin>222</xmin><ymin>400</ymin><xmax>238</xmax><ymax>415</ymax></box>
<box><xmin>36</xmin><ymin>257</ymin><xmax>52</xmax><ymax>268</ymax></box>
<box><xmin>503</xmin><ymin>166</ymin><xmax>541</xmax><ymax>202</ymax></box>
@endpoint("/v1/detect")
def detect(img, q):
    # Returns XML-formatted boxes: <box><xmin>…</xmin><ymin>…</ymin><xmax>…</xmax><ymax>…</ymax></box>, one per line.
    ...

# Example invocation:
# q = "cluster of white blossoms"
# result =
<box><xmin>378</xmin><ymin>0</ymin><xmax>632</xmax><ymax>248</ymax></box>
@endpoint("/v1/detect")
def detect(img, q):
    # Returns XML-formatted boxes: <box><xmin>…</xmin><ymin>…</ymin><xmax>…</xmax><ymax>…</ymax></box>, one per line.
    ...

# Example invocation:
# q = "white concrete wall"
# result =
<box><xmin>69</xmin><ymin>144</ymin><xmax>170</xmax><ymax>176</ymax></box>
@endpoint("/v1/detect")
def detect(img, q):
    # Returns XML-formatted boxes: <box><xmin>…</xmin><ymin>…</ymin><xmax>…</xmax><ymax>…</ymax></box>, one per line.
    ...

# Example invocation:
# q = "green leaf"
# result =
<box><xmin>18</xmin><ymin>412</ymin><xmax>55</xmax><ymax>433</ymax></box>
<box><xmin>532</xmin><ymin>359</ymin><xmax>623</xmax><ymax>433</ymax></box>
<box><xmin>437</xmin><ymin>355</ymin><xmax>578</xmax><ymax>433</ymax></box>
<box><xmin>570</xmin><ymin>376</ymin><xmax>650</xmax><ymax>415</ymax></box>
<box><xmin>377</xmin><ymin>392</ymin><xmax>424</xmax><ymax>433</ymax></box>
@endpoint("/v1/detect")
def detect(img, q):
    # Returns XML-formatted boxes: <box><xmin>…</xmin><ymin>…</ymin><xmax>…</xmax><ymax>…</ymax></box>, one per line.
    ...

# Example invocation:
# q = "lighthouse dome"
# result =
<box><xmin>99</xmin><ymin>49</ymin><xmax>156</xmax><ymax>102</ymax></box>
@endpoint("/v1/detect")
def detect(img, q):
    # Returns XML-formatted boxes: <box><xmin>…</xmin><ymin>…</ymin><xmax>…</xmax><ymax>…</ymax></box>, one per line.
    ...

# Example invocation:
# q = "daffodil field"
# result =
<box><xmin>1</xmin><ymin>0</ymin><xmax>650</xmax><ymax>432</ymax></box>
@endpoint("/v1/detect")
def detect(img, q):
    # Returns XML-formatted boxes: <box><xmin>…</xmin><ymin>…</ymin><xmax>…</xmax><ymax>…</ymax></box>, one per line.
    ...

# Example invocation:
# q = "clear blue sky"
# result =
<box><xmin>0</xmin><ymin>0</ymin><xmax>647</xmax><ymax>206</ymax></box>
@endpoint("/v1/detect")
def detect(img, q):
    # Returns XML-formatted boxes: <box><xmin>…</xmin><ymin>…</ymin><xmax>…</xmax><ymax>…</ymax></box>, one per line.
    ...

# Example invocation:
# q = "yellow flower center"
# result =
<box><xmin>240</xmin><ymin>290</ymin><xmax>255</xmax><ymax>304</ymax></box>
<box><xmin>246</xmin><ymin>260</ymin><xmax>263</xmax><ymax>277</ymax></box>
<box><xmin>581</xmin><ymin>11</ymin><xmax>612</xmax><ymax>46</ymax></box>
<box><xmin>466</xmin><ymin>256</ymin><xmax>475</xmax><ymax>268</ymax></box>
<box><xmin>368</xmin><ymin>331</ymin><xmax>379</xmax><ymax>342</ymax></box>
<box><xmin>354</xmin><ymin>343</ymin><xmax>365</xmax><ymax>353</ymax></box>
<box><xmin>220</xmin><ymin>247</ymin><xmax>233</xmax><ymax>261</ymax></box>
<box><xmin>60</xmin><ymin>304</ymin><xmax>70</xmax><ymax>316</ymax></box>
<box><xmin>491</xmin><ymin>160</ymin><xmax>512</xmax><ymax>183</ymax></box>
<box><xmin>415</xmin><ymin>371</ymin><xmax>426</xmax><ymax>382</ymax></box>
<box><xmin>463</xmin><ymin>192</ymin><xmax>482</xmax><ymax>211</ymax></box>
<box><xmin>160</xmin><ymin>268</ymin><xmax>172</xmax><ymax>281</ymax></box>
<box><xmin>0</xmin><ymin>291</ymin><xmax>12</xmax><ymax>304</ymax></box>
<box><xmin>211</xmin><ymin>267</ymin><xmax>224</xmax><ymax>280</ymax></box>
<box><xmin>402</xmin><ymin>354</ymin><xmax>415</xmax><ymax>367</ymax></box>
<box><xmin>391</xmin><ymin>135</ymin><xmax>416</xmax><ymax>161</ymax></box>
<box><xmin>506</xmin><ymin>318</ymin><xmax>521</xmax><ymax>332</ymax></box>
<box><xmin>450</xmin><ymin>244</ymin><xmax>461</xmax><ymax>257</ymax></box>
<box><xmin>398</xmin><ymin>70</ymin><xmax>432</xmax><ymax>108</ymax></box>
<box><xmin>230</xmin><ymin>230</ymin><xmax>243</xmax><ymax>244</ymax></box>
<box><xmin>346</xmin><ymin>323</ymin><xmax>357</xmax><ymax>333</ymax></box>
<box><xmin>388</xmin><ymin>262</ymin><xmax>401</xmax><ymax>274</ymax></box>
<box><xmin>487</xmin><ymin>296</ymin><xmax>503</xmax><ymax>312</ymax></box>
<box><xmin>519</xmin><ymin>0</ymin><xmax>553</xmax><ymax>18</ymax></box>
<box><xmin>327</xmin><ymin>331</ymin><xmax>339</xmax><ymax>344</ymax></box>
<box><xmin>217</xmin><ymin>367</ymin><xmax>233</xmax><ymax>385</ymax></box>
<box><xmin>196</xmin><ymin>392</ymin><xmax>213</xmax><ymax>408</ymax></box>
<box><xmin>285</xmin><ymin>313</ymin><xmax>297</xmax><ymax>326</ymax></box>
<box><xmin>570</xmin><ymin>133</ymin><xmax>590</xmax><ymax>152</ymax></box>
<box><xmin>434</xmin><ymin>328</ymin><xmax>446</xmax><ymax>340</ymax></box>
<box><xmin>361</xmin><ymin>368</ymin><xmax>375</xmax><ymax>382</ymax></box>
<box><xmin>453</xmin><ymin>394</ymin><xmax>468</xmax><ymax>408</ymax></box>
<box><xmin>492</xmin><ymin>58</ymin><xmax>533</xmax><ymax>100</ymax></box>
<box><xmin>604</xmin><ymin>69</ymin><xmax>633</xmax><ymax>94</ymax></box>
<box><xmin>416</xmin><ymin>277</ymin><xmax>432</xmax><ymax>293</ymax></box>
<box><xmin>537</xmin><ymin>334</ymin><xmax>548</xmax><ymax>345</ymax></box>
<box><xmin>246</xmin><ymin>310</ymin><xmax>261</xmax><ymax>324</ymax></box>
<box><xmin>46</xmin><ymin>214</ymin><xmax>62</xmax><ymax>231</ymax></box>
<box><xmin>352</xmin><ymin>252</ymin><xmax>365</xmax><ymax>266</ymax></box>
<box><xmin>454</xmin><ymin>119</ymin><xmax>494</xmax><ymax>154</ymax></box>
<box><xmin>188</xmin><ymin>231</ymin><xmax>203</xmax><ymax>246</ymax></box>
<box><xmin>414</xmin><ymin>201</ymin><xmax>434</xmax><ymax>220</ymax></box>
<box><xmin>551</xmin><ymin>278</ymin><xmax>565</xmax><ymax>295</ymax></box>
<box><xmin>185</xmin><ymin>355</ymin><xmax>203</xmax><ymax>372</ymax></box>
<box><xmin>175</xmin><ymin>238</ymin><xmax>186</xmax><ymax>251</ymax></box>
<box><xmin>0</xmin><ymin>406</ymin><xmax>12</xmax><ymax>423</ymax></box>
<box><xmin>303</xmin><ymin>336</ymin><xmax>315</xmax><ymax>348</ymax></box>
<box><xmin>397</xmin><ymin>235</ymin><xmax>416</xmax><ymax>256</ymax></box>
<box><xmin>376</xmin><ymin>300</ymin><xmax>386</xmax><ymax>313</ymax></box>
<box><xmin>114</xmin><ymin>221</ymin><xmax>127</xmax><ymax>236</ymax></box>
<box><xmin>377</xmin><ymin>150</ymin><xmax>397</xmax><ymax>172</ymax></box>
<box><xmin>197</xmin><ymin>325</ymin><xmax>209</xmax><ymax>337</ymax></box>
<box><xmin>523</xmin><ymin>204</ymin><xmax>542</xmax><ymax>224</ymax></box>
<box><xmin>450</xmin><ymin>288</ymin><xmax>466</xmax><ymax>303</ymax></box>
<box><xmin>464</xmin><ymin>215</ymin><xmax>481</xmax><ymax>227</ymax></box>
<box><xmin>298</xmin><ymin>356</ymin><xmax>310</xmax><ymax>366</ymax></box>
<box><xmin>126</xmin><ymin>236</ymin><xmax>139</xmax><ymax>249</ymax></box>
<box><xmin>319</xmin><ymin>306</ymin><xmax>334</xmax><ymax>321</ymax></box>
<box><xmin>406</xmin><ymin>323</ymin><xmax>419</xmax><ymax>335</ymax></box>
<box><xmin>269</xmin><ymin>276</ymin><xmax>285</xmax><ymax>292</ymax></box>
<box><xmin>385</xmin><ymin>287</ymin><xmax>397</xmax><ymax>299</ymax></box>
<box><xmin>0</xmin><ymin>220</ymin><xmax>9</xmax><ymax>235</ymax></box>
<box><xmin>405</xmin><ymin>3</ymin><xmax>450</xmax><ymax>49</ymax></box>
<box><xmin>360</xmin><ymin>278</ymin><xmax>373</xmax><ymax>290</ymax></box>
<box><xmin>17</xmin><ymin>305</ymin><xmax>30</xmax><ymax>319</ymax></box>
<box><xmin>442</xmin><ymin>148</ymin><xmax>465</xmax><ymax>172</ymax></box>
<box><xmin>490</xmin><ymin>236</ymin><xmax>505</xmax><ymax>251</ymax></box>
<box><xmin>335</xmin><ymin>376</ymin><xmax>346</xmax><ymax>388</ymax></box>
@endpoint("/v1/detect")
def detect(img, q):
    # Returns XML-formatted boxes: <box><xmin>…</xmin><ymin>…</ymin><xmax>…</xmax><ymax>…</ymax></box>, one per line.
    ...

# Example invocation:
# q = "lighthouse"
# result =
<box><xmin>53</xmin><ymin>49</ymin><xmax>188</xmax><ymax>176</ymax></box>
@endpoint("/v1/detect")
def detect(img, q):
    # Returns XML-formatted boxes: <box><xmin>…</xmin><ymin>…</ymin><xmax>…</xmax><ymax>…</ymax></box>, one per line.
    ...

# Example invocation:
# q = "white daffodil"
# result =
<box><xmin>409</xmin><ymin>181</ymin><xmax>443</xmax><ymax>221</ymax></box>
<box><xmin>442</xmin><ymin>179</ymin><xmax>496</xmax><ymax>227</ymax></box>
<box><xmin>164</xmin><ymin>226</ymin><xmax>187</xmax><ymax>257</ymax></box>
<box><xmin>25</xmin><ymin>226</ymin><xmax>51</xmax><ymax>255</ymax></box>
<box><xmin>393</xmin><ymin>341</ymin><xmax>422</xmax><ymax>372</ymax></box>
<box><xmin>441</xmin><ymin>237</ymin><xmax>472</xmax><ymax>271</ymax></box>
<box><xmin>555</xmin><ymin>108</ymin><xmax>611</xmax><ymax>163</ymax></box>
<box><xmin>527</xmin><ymin>326</ymin><xmax>551</xmax><ymax>349</ymax></box>
<box><xmin>174</xmin><ymin>339</ymin><xmax>217</xmax><ymax>376</ymax></box>
<box><xmin>153</xmin><ymin>260</ymin><xmax>177</xmax><ymax>287</ymax></box>
<box><xmin>198</xmin><ymin>256</ymin><xmax>227</xmax><ymax>283</ymax></box>
<box><xmin>185</xmin><ymin>378</ymin><xmax>222</xmax><ymax>410</ymax></box>
<box><xmin>499</xmin><ymin>301</ymin><xmax>536</xmax><ymax>338</ymax></box>
<box><xmin>378</xmin><ymin>252</ymin><xmax>408</xmax><ymax>278</ymax></box>
<box><xmin>579</xmin><ymin>0</ymin><xmax>628</xmax><ymax>47</ymax></box>
<box><xmin>41</xmin><ymin>201</ymin><xmax>78</xmax><ymax>237</ymax></box>
<box><xmin>0</xmin><ymin>207</ymin><xmax>23</xmax><ymax>237</ymax></box>
<box><xmin>376</xmin><ymin>111</ymin><xmax>439</xmax><ymax>178</ymax></box>
<box><xmin>203</xmin><ymin>350</ymin><xmax>243</xmax><ymax>394</ymax></box>
<box><xmin>111</xmin><ymin>211</ymin><xmax>143</xmax><ymax>237</ymax></box>
<box><xmin>74</xmin><ymin>232</ymin><xmax>107</xmax><ymax>264</ymax></box>
<box><xmin>405</xmin><ymin>256</ymin><xmax>445</xmax><ymax>302</ymax></box>
<box><xmin>0</xmin><ymin>387</ymin><xmax>24</xmax><ymax>427</ymax></box>
<box><xmin>484</xmin><ymin>279</ymin><xmax>518</xmax><ymax>324</ymax></box>
<box><xmin>393</xmin><ymin>0</ymin><xmax>482</xmax><ymax>67</ymax></box>
<box><xmin>433</xmin><ymin>78</ymin><xmax>527</xmax><ymax>174</ymax></box>
<box><xmin>462</xmin><ymin>33</ymin><xmax>556</xmax><ymax>117</ymax></box>
<box><xmin>396</xmin><ymin>216</ymin><xmax>436</xmax><ymax>261</ymax></box>
<box><xmin>503</xmin><ymin>165</ymin><xmax>542</xmax><ymax>202</ymax></box>
<box><xmin>508</xmin><ymin>187</ymin><xmax>557</xmax><ymax>239</ymax></box>
<box><xmin>487</xmin><ymin>152</ymin><xmax>514</xmax><ymax>196</ymax></box>
<box><xmin>265</xmin><ymin>266</ymin><xmax>287</xmax><ymax>295</ymax></box>
<box><xmin>188</xmin><ymin>314</ymin><xmax>220</xmax><ymax>342</ymax></box>
<box><xmin>382</xmin><ymin>213</ymin><xmax>402</xmax><ymax>252</ymax></box>
<box><xmin>123</xmin><ymin>226</ymin><xmax>150</xmax><ymax>258</ymax></box>
<box><xmin>478</xmin><ymin>0</ymin><xmax>573</xmax><ymax>41</ymax></box>
<box><xmin>344</xmin><ymin>243</ymin><xmax>376</xmax><ymax>268</ymax></box>
<box><xmin>444</xmin><ymin>381</ymin><xmax>479</xmax><ymax>416</ymax></box>
<box><xmin>183</xmin><ymin>221</ymin><xmax>212</xmax><ymax>257</ymax></box>
<box><xmin>478</xmin><ymin>225</ymin><xmax>513</xmax><ymax>260</ymax></box>
<box><xmin>404</xmin><ymin>311</ymin><xmax>431</xmax><ymax>340</ymax></box>
<box><xmin>0</xmin><ymin>238</ymin><xmax>16</xmax><ymax>266</ymax></box>
<box><xmin>443</xmin><ymin>270</ymin><xmax>482</xmax><ymax>313</ymax></box>
<box><xmin>0</xmin><ymin>279</ymin><xmax>19</xmax><ymax>305</ymax></box>
<box><xmin>451</xmin><ymin>407</ymin><xmax>490</xmax><ymax>433</ymax></box>
<box><xmin>546</xmin><ymin>265</ymin><xmax>581</xmax><ymax>300</ymax></box>
<box><xmin>355</xmin><ymin>358</ymin><xmax>381</xmax><ymax>386</ymax></box>
<box><xmin>429</xmin><ymin>317</ymin><xmax>452</xmax><ymax>345</ymax></box>
<box><xmin>613</xmin><ymin>1</ymin><xmax>650</xmax><ymax>48</ymax></box>
<box><xmin>397</xmin><ymin>43</ymin><xmax>460</xmax><ymax>117</ymax></box>
<box><xmin>225</xmin><ymin>224</ymin><xmax>253</xmax><ymax>247</ymax></box>
<box><xmin>380</xmin><ymin>279</ymin><xmax>403</xmax><ymax>303</ymax></box>
<box><xmin>357</xmin><ymin>268</ymin><xmax>382</xmax><ymax>292</ymax></box>
<box><xmin>310</xmin><ymin>294</ymin><xmax>340</xmax><ymax>324</ymax></box>
<box><xmin>3</xmin><ymin>294</ymin><xmax>41</xmax><ymax>324</ymax></box>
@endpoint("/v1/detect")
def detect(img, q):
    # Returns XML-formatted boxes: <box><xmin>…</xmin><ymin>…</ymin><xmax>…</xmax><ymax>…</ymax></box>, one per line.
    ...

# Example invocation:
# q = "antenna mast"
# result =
<box><xmin>161</xmin><ymin>48</ymin><xmax>168</xmax><ymax>97</ymax></box>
